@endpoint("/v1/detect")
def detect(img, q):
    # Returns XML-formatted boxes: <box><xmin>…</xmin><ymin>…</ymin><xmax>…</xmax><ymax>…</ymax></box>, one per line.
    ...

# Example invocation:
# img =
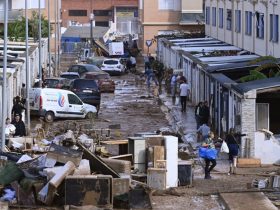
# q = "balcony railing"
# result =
<box><xmin>0</xmin><ymin>10</ymin><xmax>23</xmax><ymax>23</ymax></box>
<box><xmin>180</xmin><ymin>13</ymin><xmax>205</xmax><ymax>25</ymax></box>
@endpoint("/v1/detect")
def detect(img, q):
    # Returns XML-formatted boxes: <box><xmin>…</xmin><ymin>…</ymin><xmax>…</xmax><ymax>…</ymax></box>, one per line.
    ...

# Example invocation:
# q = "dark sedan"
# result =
<box><xmin>69</xmin><ymin>79</ymin><xmax>101</xmax><ymax>111</ymax></box>
<box><xmin>68</xmin><ymin>64</ymin><xmax>101</xmax><ymax>76</ymax></box>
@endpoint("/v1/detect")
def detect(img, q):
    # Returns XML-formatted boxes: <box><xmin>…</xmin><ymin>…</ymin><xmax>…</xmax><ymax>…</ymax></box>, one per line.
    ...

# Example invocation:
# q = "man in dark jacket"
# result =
<box><xmin>200</xmin><ymin>101</ymin><xmax>210</xmax><ymax>124</ymax></box>
<box><xmin>12</xmin><ymin>114</ymin><xmax>26</xmax><ymax>137</ymax></box>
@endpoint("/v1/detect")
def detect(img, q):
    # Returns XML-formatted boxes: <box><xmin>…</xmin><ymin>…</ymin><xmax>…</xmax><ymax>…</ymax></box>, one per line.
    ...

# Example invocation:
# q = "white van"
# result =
<box><xmin>29</xmin><ymin>88</ymin><xmax>97</xmax><ymax>122</ymax></box>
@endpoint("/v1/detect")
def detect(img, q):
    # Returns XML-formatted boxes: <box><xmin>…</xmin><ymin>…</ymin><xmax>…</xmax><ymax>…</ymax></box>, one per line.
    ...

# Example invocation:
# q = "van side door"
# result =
<box><xmin>67</xmin><ymin>94</ymin><xmax>85</xmax><ymax>118</ymax></box>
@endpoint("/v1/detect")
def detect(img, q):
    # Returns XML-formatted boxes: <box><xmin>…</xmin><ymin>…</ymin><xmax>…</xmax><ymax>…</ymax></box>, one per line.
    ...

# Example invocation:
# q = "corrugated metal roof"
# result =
<box><xmin>62</xmin><ymin>26</ymin><xmax>110</xmax><ymax>39</ymax></box>
<box><xmin>233</xmin><ymin>77</ymin><xmax>280</xmax><ymax>93</ymax></box>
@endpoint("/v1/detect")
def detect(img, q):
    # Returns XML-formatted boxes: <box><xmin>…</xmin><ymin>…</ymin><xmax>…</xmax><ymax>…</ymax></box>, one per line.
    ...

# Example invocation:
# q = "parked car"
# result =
<box><xmin>82</xmin><ymin>71</ymin><xmax>115</xmax><ymax>93</ymax></box>
<box><xmin>68</xmin><ymin>64</ymin><xmax>101</xmax><ymax>76</ymax></box>
<box><xmin>69</xmin><ymin>79</ymin><xmax>101</xmax><ymax>111</ymax></box>
<box><xmin>101</xmin><ymin>58</ymin><xmax>125</xmax><ymax>76</ymax></box>
<box><xmin>29</xmin><ymin>88</ymin><xmax>97</xmax><ymax>122</ymax></box>
<box><xmin>60</xmin><ymin>72</ymin><xmax>80</xmax><ymax>80</ymax></box>
<box><xmin>44</xmin><ymin>78</ymin><xmax>71</xmax><ymax>89</ymax></box>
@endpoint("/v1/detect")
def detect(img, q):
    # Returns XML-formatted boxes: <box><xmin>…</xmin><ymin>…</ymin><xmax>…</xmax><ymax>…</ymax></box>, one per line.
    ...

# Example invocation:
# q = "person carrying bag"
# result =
<box><xmin>225</xmin><ymin>128</ymin><xmax>239</xmax><ymax>175</ymax></box>
<box><xmin>199</xmin><ymin>131</ymin><xmax>217</xmax><ymax>179</ymax></box>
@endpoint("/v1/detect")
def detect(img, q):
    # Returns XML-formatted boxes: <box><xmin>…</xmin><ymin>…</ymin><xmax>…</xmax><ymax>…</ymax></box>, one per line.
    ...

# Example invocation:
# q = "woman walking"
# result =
<box><xmin>225</xmin><ymin>128</ymin><xmax>239</xmax><ymax>175</ymax></box>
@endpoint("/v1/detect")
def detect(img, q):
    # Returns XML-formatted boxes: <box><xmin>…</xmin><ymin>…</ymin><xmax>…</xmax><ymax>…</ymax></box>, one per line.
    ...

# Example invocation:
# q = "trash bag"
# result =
<box><xmin>220</xmin><ymin>141</ymin><xmax>229</xmax><ymax>153</ymax></box>
<box><xmin>199</xmin><ymin>147</ymin><xmax>217</xmax><ymax>160</ymax></box>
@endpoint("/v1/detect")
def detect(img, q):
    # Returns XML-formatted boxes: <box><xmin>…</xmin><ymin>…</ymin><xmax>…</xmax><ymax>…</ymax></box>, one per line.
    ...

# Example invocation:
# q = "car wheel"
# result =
<box><xmin>45</xmin><ymin>111</ymin><xmax>54</xmax><ymax>123</ymax></box>
<box><xmin>86</xmin><ymin>112</ymin><xmax>95</xmax><ymax>119</ymax></box>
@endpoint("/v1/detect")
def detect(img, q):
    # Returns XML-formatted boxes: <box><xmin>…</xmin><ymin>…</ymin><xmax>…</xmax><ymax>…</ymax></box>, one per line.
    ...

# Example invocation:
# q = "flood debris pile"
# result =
<box><xmin>0</xmin><ymin>125</ymin><xmax>184</xmax><ymax>209</ymax></box>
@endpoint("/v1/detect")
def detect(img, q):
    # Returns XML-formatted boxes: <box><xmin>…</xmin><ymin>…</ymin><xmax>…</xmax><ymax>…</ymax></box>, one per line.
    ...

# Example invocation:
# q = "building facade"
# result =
<box><xmin>61</xmin><ymin>0</ymin><xmax>138</xmax><ymax>34</ymax></box>
<box><xmin>139</xmin><ymin>0</ymin><xmax>204</xmax><ymax>54</ymax></box>
<box><xmin>205</xmin><ymin>0</ymin><xmax>280</xmax><ymax>57</ymax></box>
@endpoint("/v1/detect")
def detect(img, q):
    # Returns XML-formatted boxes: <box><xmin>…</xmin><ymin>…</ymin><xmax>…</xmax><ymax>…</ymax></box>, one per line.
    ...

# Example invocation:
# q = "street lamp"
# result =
<box><xmin>90</xmin><ymin>13</ymin><xmax>94</xmax><ymax>48</ymax></box>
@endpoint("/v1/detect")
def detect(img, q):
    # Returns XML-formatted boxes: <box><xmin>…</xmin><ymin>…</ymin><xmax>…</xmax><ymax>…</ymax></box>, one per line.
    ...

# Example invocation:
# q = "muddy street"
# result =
<box><xmin>31</xmin><ymin>73</ymin><xmax>170</xmax><ymax>141</ymax></box>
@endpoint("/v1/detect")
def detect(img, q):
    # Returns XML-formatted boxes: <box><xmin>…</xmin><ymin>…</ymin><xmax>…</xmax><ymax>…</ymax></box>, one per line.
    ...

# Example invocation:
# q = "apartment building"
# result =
<box><xmin>61</xmin><ymin>0</ymin><xmax>138</xmax><ymax>34</ymax></box>
<box><xmin>139</xmin><ymin>0</ymin><xmax>204</xmax><ymax>54</ymax></box>
<box><xmin>205</xmin><ymin>0</ymin><xmax>280</xmax><ymax>57</ymax></box>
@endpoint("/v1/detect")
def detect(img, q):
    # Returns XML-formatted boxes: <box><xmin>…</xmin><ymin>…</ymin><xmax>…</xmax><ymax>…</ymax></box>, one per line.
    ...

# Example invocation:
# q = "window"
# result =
<box><xmin>93</xmin><ymin>10</ymin><xmax>112</xmax><ymax>16</ymax></box>
<box><xmin>206</xmin><ymin>7</ymin><xmax>210</xmax><ymax>25</ymax></box>
<box><xmin>158</xmin><ymin>0</ymin><xmax>181</xmax><ymax>11</ymax></box>
<box><xmin>68</xmin><ymin>94</ymin><xmax>83</xmax><ymax>105</ymax></box>
<box><xmin>256</xmin><ymin>103</ymin><xmax>269</xmax><ymax>131</ymax></box>
<box><xmin>226</xmin><ymin>9</ymin><xmax>232</xmax><ymax>30</ymax></box>
<box><xmin>235</xmin><ymin>10</ymin><xmax>241</xmax><ymax>33</ymax></box>
<box><xmin>212</xmin><ymin>7</ymin><xmax>216</xmax><ymax>26</ymax></box>
<box><xmin>245</xmin><ymin>11</ymin><xmax>252</xmax><ymax>35</ymax></box>
<box><xmin>256</xmin><ymin>12</ymin><xmax>264</xmax><ymax>39</ymax></box>
<box><xmin>219</xmin><ymin>8</ymin><xmax>223</xmax><ymax>28</ymax></box>
<box><xmin>95</xmin><ymin>21</ymin><xmax>109</xmax><ymax>27</ymax></box>
<box><xmin>270</xmin><ymin>14</ymin><xmax>279</xmax><ymax>42</ymax></box>
<box><xmin>69</xmin><ymin>10</ymin><xmax>87</xmax><ymax>16</ymax></box>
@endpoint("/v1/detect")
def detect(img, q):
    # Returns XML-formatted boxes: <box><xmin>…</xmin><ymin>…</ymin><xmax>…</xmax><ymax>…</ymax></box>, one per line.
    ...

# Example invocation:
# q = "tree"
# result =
<box><xmin>1</xmin><ymin>11</ymin><xmax>50</xmax><ymax>42</ymax></box>
<box><xmin>239</xmin><ymin>56</ymin><xmax>280</xmax><ymax>83</ymax></box>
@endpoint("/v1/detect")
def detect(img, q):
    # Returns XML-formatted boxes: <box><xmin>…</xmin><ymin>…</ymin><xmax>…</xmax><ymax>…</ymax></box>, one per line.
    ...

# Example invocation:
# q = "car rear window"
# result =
<box><xmin>73</xmin><ymin>79</ymin><xmax>98</xmax><ymax>88</ymax></box>
<box><xmin>104</xmin><ymin>60</ymin><xmax>118</xmax><ymax>65</ymax></box>
<box><xmin>60</xmin><ymin>74</ymin><xmax>79</xmax><ymax>80</ymax></box>
<box><xmin>45</xmin><ymin>79</ymin><xmax>59</xmax><ymax>87</ymax></box>
<box><xmin>87</xmin><ymin>65</ymin><xmax>101</xmax><ymax>71</ymax></box>
<box><xmin>96</xmin><ymin>74</ymin><xmax>110</xmax><ymax>79</ymax></box>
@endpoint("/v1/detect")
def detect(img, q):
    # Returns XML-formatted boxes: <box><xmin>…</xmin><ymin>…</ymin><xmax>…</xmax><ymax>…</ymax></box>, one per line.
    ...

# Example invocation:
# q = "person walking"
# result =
<box><xmin>225</xmin><ymin>128</ymin><xmax>239</xmax><ymax>175</ymax></box>
<box><xmin>170</xmin><ymin>73</ymin><xmax>177</xmax><ymax>103</ymax></box>
<box><xmin>12</xmin><ymin>114</ymin><xmax>26</xmax><ymax>137</ymax></box>
<box><xmin>197</xmin><ymin>123</ymin><xmax>210</xmax><ymax>141</ymax></box>
<box><xmin>195</xmin><ymin>102</ymin><xmax>203</xmax><ymax>129</ymax></box>
<box><xmin>201</xmin><ymin>101</ymin><xmax>210</xmax><ymax>124</ymax></box>
<box><xmin>179</xmin><ymin>79</ymin><xmax>190</xmax><ymax>112</ymax></box>
<box><xmin>202</xmin><ymin>131</ymin><xmax>217</xmax><ymax>179</ymax></box>
<box><xmin>11</xmin><ymin>96</ymin><xmax>25</xmax><ymax>120</ymax></box>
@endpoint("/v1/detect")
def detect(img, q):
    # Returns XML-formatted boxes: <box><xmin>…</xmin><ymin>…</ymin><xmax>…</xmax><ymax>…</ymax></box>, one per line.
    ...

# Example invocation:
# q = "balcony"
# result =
<box><xmin>0</xmin><ymin>9</ymin><xmax>23</xmax><ymax>23</ymax></box>
<box><xmin>180</xmin><ymin>13</ymin><xmax>204</xmax><ymax>25</ymax></box>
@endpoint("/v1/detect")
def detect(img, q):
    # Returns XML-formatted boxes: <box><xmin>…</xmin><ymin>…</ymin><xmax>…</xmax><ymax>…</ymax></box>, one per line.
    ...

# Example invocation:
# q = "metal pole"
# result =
<box><xmin>1</xmin><ymin>0</ymin><xmax>8</xmax><ymax>151</ymax></box>
<box><xmin>38</xmin><ymin>0</ymin><xmax>42</xmax><ymax>86</ymax></box>
<box><xmin>25</xmin><ymin>0</ymin><xmax>30</xmax><ymax>135</ymax></box>
<box><xmin>48</xmin><ymin>0</ymin><xmax>51</xmax><ymax>77</ymax></box>
<box><xmin>90</xmin><ymin>14</ymin><xmax>93</xmax><ymax>48</ymax></box>
<box><xmin>57</xmin><ymin>0</ymin><xmax>60</xmax><ymax>71</ymax></box>
<box><xmin>54</xmin><ymin>0</ymin><xmax>57</xmax><ymax>76</ymax></box>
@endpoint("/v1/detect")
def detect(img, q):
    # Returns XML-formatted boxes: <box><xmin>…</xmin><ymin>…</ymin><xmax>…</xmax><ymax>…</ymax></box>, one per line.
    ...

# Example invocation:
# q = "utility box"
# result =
<box><xmin>65</xmin><ymin>175</ymin><xmax>113</xmax><ymax>208</ymax></box>
<box><xmin>128</xmin><ymin>137</ymin><xmax>146</xmax><ymax>173</ymax></box>
<box><xmin>178</xmin><ymin>160</ymin><xmax>193</xmax><ymax>186</ymax></box>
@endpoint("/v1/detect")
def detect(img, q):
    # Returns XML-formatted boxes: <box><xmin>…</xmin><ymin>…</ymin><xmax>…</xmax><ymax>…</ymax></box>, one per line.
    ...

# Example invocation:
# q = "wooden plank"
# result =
<box><xmin>77</xmin><ymin>142</ymin><xmax>120</xmax><ymax>178</ymax></box>
<box><xmin>237</xmin><ymin>158</ymin><xmax>261</xmax><ymax>168</ymax></box>
<box><xmin>220</xmin><ymin>192</ymin><xmax>277</xmax><ymax>210</ymax></box>
<box><xmin>101</xmin><ymin>140</ymin><xmax>128</xmax><ymax>145</ymax></box>
<box><xmin>153</xmin><ymin>146</ymin><xmax>165</xmax><ymax>166</ymax></box>
<box><xmin>145</xmin><ymin>136</ymin><xmax>164</xmax><ymax>147</ymax></box>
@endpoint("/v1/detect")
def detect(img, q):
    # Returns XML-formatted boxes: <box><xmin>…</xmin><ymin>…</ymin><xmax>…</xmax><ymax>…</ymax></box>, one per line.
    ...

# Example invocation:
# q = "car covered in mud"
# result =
<box><xmin>101</xmin><ymin>58</ymin><xmax>125</xmax><ymax>76</ymax></box>
<box><xmin>82</xmin><ymin>71</ymin><xmax>115</xmax><ymax>93</ymax></box>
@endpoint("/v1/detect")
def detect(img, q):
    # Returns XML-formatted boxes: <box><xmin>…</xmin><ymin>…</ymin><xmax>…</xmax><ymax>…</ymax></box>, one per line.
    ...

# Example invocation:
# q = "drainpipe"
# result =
<box><xmin>25</xmin><ymin>0</ymin><xmax>30</xmax><ymax>135</ymax></box>
<box><xmin>265</xmin><ymin>2</ymin><xmax>268</xmax><ymax>55</ymax></box>
<box><xmin>252</xmin><ymin>4</ymin><xmax>255</xmax><ymax>53</ymax></box>
<box><xmin>231</xmin><ymin>0</ymin><xmax>234</xmax><ymax>45</ymax></box>
<box><xmin>1</xmin><ymin>0</ymin><xmax>8</xmax><ymax>151</ymax></box>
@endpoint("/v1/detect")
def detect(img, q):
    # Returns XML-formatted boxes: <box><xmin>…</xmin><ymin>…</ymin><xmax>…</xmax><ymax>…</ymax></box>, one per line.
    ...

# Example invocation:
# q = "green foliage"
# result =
<box><xmin>239</xmin><ymin>70</ymin><xmax>267</xmax><ymax>83</ymax></box>
<box><xmin>2</xmin><ymin>11</ymin><xmax>51</xmax><ymax>42</ymax></box>
<box><xmin>239</xmin><ymin>56</ymin><xmax>280</xmax><ymax>83</ymax></box>
<box><xmin>248</xmin><ymin>56</ymin><xmax>278</xmax><ymax>65</ymax></box>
